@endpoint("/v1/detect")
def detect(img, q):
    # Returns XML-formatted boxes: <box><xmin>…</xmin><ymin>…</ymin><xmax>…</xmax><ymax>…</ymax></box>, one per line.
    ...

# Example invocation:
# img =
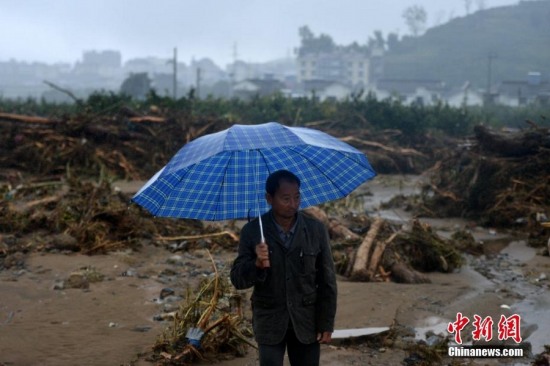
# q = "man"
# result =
<box><xmin>230</xmin><ymin>169</ymin><xmax>337</xmax><ymax>366</ymax></box>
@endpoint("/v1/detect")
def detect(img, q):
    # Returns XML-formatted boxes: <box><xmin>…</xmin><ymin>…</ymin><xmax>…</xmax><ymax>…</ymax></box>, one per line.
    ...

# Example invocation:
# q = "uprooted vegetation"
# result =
<box><xmin>2</xmin><ymin>97</ymin><xmax>550</xmax><ymax>363</ymax></box>
<box><xmin>0</xmin><ymin>101</ymin><xmax>447</xmax><ymax>264</ymax></box>
<box><xmin>0</xmin><ymin>108</ymin><xmax>441</xmax><ymax>181</ymax></box>
<box><xmin>0</xmin><ymin>177</ymin><xmax>238</xmax><ymax>268</ymax></box>
<box><xmin>145</xmin><ymin>253</ymin><xmax>254</xmax><ymax>365</ymax></box>
<box><xmin>1</xmin><ymin>105</ymin><xmax>548</xmax><ymax>274</ymax></box>
<box><xmin>305</xmin><ymin>207</ymin><xmax>465</xmax><ymax>284</ymax></box>
<box><xmin>417</xmin><ymin>123</ymin><xmax>550</xmax><ymax>247</ymax></box>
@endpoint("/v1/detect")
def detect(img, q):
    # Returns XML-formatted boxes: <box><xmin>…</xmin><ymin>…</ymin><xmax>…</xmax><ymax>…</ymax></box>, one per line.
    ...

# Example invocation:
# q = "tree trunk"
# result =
<box><xmin>349</xmin><ymin>217</ymin><xmax>383</xmax><ymax>281</ymax></box>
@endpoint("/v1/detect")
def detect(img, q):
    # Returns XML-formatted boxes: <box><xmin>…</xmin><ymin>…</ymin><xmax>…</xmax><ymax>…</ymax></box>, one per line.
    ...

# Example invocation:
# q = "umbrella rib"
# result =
<box><xmin>288</xmin><ymin>146</ymin><xmax>358</xmax><ymax>198</ymax></box>
<box><xmin>257</xmin><ymin>149</ymin><xmax>273</xmax><ymax>178</ymax></box>
<box><xmin>255</xmin><ymin>149</ymin><xmax>273</xmax><ymax>216</ymax></box>
<box><xmin>211</xmin><ymin>152</ymin><xmax>233</xmax><ymax>221</ymax></box>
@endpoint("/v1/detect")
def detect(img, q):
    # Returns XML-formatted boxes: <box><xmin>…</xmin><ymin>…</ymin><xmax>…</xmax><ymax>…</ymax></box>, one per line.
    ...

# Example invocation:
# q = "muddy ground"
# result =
<box><xmin>1</xmin><ymin>175</ymin><xmax>549</xmax><ymax>366</ymax></box>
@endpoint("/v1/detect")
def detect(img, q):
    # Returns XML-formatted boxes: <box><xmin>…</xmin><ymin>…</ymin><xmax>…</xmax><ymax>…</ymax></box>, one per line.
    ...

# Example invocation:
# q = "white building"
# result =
<box><xmin>297</xmin><ymin>51</ymin><xmax>370</xmax><ymax>88</ymax></box>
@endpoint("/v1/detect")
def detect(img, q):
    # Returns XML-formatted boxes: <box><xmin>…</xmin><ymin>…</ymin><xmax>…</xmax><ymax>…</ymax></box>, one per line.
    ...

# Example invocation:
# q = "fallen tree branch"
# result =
<box><xmin>350</xmin><ymin>217</ymin><xmax>384</xmax><ymax>281</ymax></box>
<box><xmin>366</xmin><ymin>232</ymin><xmax>398</xmax><ymax>280</ymax></box>
<box><xmin>156</xmin><ymin>230</ymin><xmax>239</xmax><ymax>242</ymax></box>
<box><xmin>19</xmin><ymin>196</ymin><xmax>60</xmax><ymax>212</ymax></box>
<box><xmin>390</xmin><ymin>261</ymin><xmax>431</xmax><ymax>284</ymax></box>
<box><xmin>0</xmin><ymin>112</ymin><xmax>55</xmax><ymax>125</ymax></box>
<box><xmin>340</xmin><ymin>136</ymin><xmax>426</xmax><ymax>157</ymax></box>
<box><xmin>128</xmin><ymin>116</ymin><xmax>166</xmax><ymax>123</ymax></box>
<box><xmin>44</xmin><ymin>80</ymin><xmax>82</xmax><ymax>104</ymax></box>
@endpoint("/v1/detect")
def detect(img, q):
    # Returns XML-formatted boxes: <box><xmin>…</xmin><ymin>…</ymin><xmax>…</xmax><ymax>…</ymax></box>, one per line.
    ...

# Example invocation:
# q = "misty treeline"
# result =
<box><xmin>298</xmin><ymin>0</ymin><xmax>486</xmax><ymax>55</ymax></box>
<box><xmin>1</xmin><ymin>90</ymin><xmax>548</xmax><ymax>140</ymax></box>
<box><xmin>298</xmin><ymin>2</ymin><xmax>550</xmax><ymax>89</ymax></box>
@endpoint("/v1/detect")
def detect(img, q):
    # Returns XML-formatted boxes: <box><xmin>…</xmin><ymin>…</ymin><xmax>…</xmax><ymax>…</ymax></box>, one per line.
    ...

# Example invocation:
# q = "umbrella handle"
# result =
<box><xmin>261</xmin><ymin>240</ymin><xmax>270</xmax><ymax>268</ymax></box>
<box><xmin>258</xmin><ymin>214</ymin><xmax>270</xmax><ymax>268</ymax></box>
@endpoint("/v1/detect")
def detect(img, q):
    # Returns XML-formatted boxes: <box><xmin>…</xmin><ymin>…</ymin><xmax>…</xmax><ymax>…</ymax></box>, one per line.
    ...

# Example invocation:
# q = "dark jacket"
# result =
<box><xmin>230</xmin><ymin>210</ymin><xmax>337</xmax><ymax>345</ymax></box>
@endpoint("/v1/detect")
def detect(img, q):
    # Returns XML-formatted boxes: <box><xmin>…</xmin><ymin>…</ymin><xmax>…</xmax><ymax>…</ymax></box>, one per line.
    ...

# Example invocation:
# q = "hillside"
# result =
<box><xmin>383</xmin><ymin>0</ymin><xmax>550</xmax><ymax>88</ymax></box>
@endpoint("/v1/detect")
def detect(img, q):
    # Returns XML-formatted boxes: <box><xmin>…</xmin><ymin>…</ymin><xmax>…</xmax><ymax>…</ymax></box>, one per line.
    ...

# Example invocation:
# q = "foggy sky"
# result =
<box><xmin>0</xmin><ymin>0</ymin><xmax>519</xmax><ymax>67</ymax></box>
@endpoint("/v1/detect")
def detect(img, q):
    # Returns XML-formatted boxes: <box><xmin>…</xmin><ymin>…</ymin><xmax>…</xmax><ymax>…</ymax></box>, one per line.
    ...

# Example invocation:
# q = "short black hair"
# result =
<box><xmin>265</xmin><ymin>170</ymin><xmax>301</xmax><ymax>196</ymax></box>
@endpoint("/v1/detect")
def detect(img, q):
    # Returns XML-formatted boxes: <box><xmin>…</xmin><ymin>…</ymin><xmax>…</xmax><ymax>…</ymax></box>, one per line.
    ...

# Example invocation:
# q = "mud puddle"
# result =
<box><xmin>362</xmin><ymin>175</ymin><xmax>550</xmax><ymax>357</ymax></box>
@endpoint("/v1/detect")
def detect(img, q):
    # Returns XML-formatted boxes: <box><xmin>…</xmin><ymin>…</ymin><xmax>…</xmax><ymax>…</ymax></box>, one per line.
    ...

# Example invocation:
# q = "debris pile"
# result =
<box><xmin>147</xmin><ymin>252</ymin><xmax>254</xmax><ymax>364</ymax></box>
<box><xmin>307</xmin><ymin>206</ymin><xmax>464</xmax><ymax>284</ymax></box>
<box><xmin>0</xmin><ymin>112</ymin><xmax>437</xmax><ymax>184</ymax></box>
<box><xmin>0</xmin><ymin>111</ymin><xmax>231</xmax><ymax>180</ymax></box>
<box><xmin>0</xmin><ymin>176</ymin><xmax>227</xmax><ymax>266</ymax></box>
<box><xmin>315</xmin><ymin>125</ymin><xmax>447</xmax><ymax>175</ymax></box>
<box><xmin>418</xmin><ymin>123</ymin><xmax>550</xmax><ymax>246</ymax></box>
<box><xmin>3</xmin><ymin>106</ymin><xmax>549</xmax><ymax>363</ymax></box>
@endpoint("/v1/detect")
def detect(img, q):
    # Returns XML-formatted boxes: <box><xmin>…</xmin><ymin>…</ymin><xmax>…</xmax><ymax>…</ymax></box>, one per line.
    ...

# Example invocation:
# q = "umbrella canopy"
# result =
<box><xmin>132</xmin><ymin>122</ymin><xmax>376</xmax><ymax>221</ymax></box>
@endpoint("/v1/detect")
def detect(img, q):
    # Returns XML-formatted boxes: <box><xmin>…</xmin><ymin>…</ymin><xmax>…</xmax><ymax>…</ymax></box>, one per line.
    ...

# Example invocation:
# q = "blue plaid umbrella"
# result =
<box><xmin>132</xmin><ymin>122</ymin><xmax>376</xmax><ymax>224</ymax></box>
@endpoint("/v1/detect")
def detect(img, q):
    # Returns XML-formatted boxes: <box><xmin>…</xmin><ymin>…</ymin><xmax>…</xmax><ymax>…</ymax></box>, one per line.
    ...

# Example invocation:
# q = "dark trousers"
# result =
<box><xmin>258</xmin><ymin>326</ymin><xmax>320</xmax><ymax>366</ymax></box>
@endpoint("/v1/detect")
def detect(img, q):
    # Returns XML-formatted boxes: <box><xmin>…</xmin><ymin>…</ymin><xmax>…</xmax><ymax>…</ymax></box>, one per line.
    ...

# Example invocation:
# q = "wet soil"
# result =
<box><xmin>1</xmin><ymin>175</ymin><xmax>548</xmax><ymax>366</ymax></box>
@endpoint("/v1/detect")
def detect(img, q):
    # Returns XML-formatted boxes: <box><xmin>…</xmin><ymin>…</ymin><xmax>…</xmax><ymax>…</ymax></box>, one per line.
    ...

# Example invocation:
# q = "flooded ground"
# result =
<box><xmin>0</xmin><ymin>174</ymin><xmax>548</xmax><ymax>365</ymax></box>
<box><xmin>362</xmin><ymin>175</ymin><xmax>550</xmax><ymax>357</ymax></box>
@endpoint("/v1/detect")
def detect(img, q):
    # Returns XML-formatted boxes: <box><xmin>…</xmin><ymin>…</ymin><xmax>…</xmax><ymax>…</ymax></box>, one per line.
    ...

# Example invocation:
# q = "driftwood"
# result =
<box><xmin>366</xmin><ymin>232</ymin><xmax>397</xmax><ymax>279</ymax></box>
<box><xmin>340</xmin><ymin>136</ymin><xmax>426</xmax><ymax>157</ymax></box>
<box><xmin>304</xmin><ymin>120</ymin><xmax>334</xmax><ymax>127</ymax></box>
<box><xmin>349</xmin><ymin>217</ymin><xmax>384</xmax><ymax>281</ymax></box>
<box><xmin>389</xmin><ymin>261</ymin><xmax>430</xmax><ymax>284</ymax></box>
<box><xmin>19</xmin><ymin>195</ymin><xmax>63</xmax><ymax>213</ymax></box>
<box><xmin>328</xmin><ymin>218</ymin><xmax>361</xmax><ymax>241</ymax></box>
<box><xmin>156</xmin><ymin>231</ymin><xmax>239</xmax><ymax>243</ymax></box>
<box><xmin>0</xmin><ymin>111</ymin><xmax>164</xmax><ymax>126</ymax></box>
<box><xmin>303</xmin><ymin>206</ymin><xmax>329</xmax><ymax>226</ymax></box>
<box><xmin>339</xmin><ymin>217</ymin><xmax>464</xmax><ymax>283</ymax></box>
<box><xmin>128</xmin><ymin>116</ymin><xmax>166</xmax><ymax>123</ymax></box>
<box><xmin>304</xmin><ymin>206</ymin><xmax>361</xmax><ymax>242</ymax></box>
<box><xmin>0</xmin><ymin>112</ymin><xmax>56</xmax><ymax>125</ymax></box>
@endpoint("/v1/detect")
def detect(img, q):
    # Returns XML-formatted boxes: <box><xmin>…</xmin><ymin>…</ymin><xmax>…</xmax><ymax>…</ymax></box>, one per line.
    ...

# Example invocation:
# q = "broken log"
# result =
<box><xmin>366</xmin><ymin>232</ymin><xmax>398</xmax><ymax>280</ymax></box>
<box><xmin>340</xmin><ymin>136</ymin><xmax>426</xmax><ymax>157</ymax></box>
<box><xmin>156</xmin><ymin>231</ymin><xmax>239</xmax><ymax>243</ymax></box>
<box><xmin>128</xmin><ymin>116</ymin><xmax>166</xmax><ymax>123</ymax></box>
<box><xmin>19</xmin><ymin>195</ymin><xmax>62</xmax><ymax>213</ymax></box>
<box><xmin>349</xmin><ymin>217</ymin><xmax>384</xmax><ymax>281</ymax></box>
<box><xmin>303</xmin><ymin>206</ymin><xmax>329</xmax><ymax>226</ymax></box>
<box><xmin>328</xmin><ymin>218</ymin><xmax>361</xmax><ymax>242</ymax></box>
<box><xmin>304</xmin><ymin>206</ymin><xmax>361</xmax><ymax>241</ymax></box>
<box><xmin>390</xmin><ymin>261</ymin><xmax>431</xmax><ymax>284</ymax></box>
<box><xmin>0</xmin><ymin>112</ymin><xmax>55</xmax><ymax>125</ymax></box>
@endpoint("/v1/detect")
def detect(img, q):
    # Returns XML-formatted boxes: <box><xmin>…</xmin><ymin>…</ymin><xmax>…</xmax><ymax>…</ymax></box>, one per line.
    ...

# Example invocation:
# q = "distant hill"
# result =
<box><xmin>383</xmin><ymin>0</ymin><xmax>550</xmax><ymax>89</ymax></box>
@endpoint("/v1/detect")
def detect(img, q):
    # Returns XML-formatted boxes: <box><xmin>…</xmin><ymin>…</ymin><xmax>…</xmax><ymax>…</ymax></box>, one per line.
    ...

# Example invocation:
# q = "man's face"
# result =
<box><xmin>266</xmin><ymin>180</ymin><xmax>300</xmax><ymax>219</ymax></box>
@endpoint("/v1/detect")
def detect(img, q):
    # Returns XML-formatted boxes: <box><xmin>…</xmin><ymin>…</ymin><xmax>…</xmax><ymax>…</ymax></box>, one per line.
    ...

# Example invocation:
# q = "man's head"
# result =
<box><xmin>265</xmin><ymin>170</ymin><xmax>301</xmax><ymax>219</ymax></box>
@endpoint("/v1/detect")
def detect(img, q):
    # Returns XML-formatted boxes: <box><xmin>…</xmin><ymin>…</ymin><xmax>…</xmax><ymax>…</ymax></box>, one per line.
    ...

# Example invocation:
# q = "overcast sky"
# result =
<box><xmin>1</xmin><ymin>0</ymin><xmax>519</xmax><ymax>67</ymax></box>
